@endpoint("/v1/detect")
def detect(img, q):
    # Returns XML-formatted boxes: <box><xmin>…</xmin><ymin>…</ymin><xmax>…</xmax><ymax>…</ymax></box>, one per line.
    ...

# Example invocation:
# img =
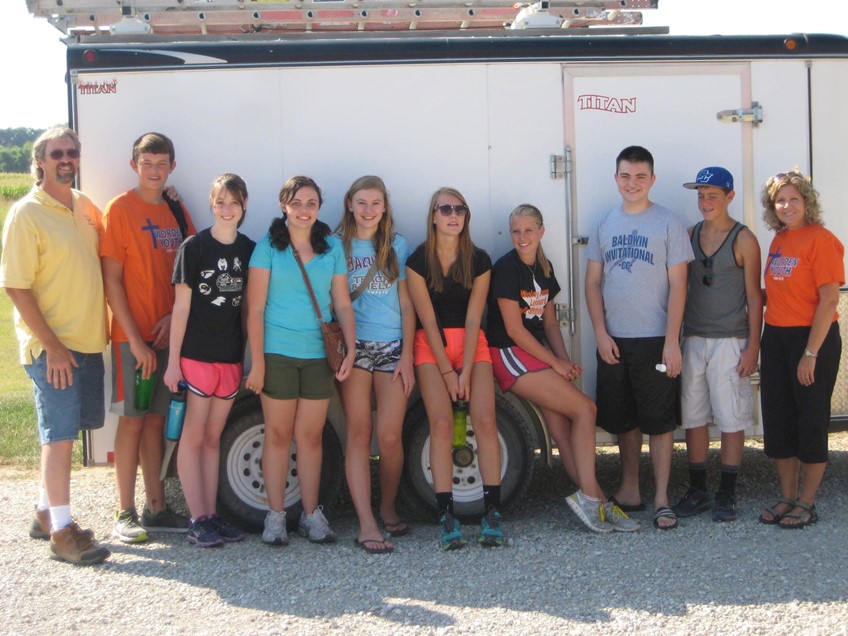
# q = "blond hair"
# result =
<box><xmin>761</xmin><ymin>170</ymin><xmax>824</xmax><ymax>232</ymax></box>
<box><xmin>508</xmin><ymin>204</ymin><xmax>552</xmax><ymax>278</ymax></box>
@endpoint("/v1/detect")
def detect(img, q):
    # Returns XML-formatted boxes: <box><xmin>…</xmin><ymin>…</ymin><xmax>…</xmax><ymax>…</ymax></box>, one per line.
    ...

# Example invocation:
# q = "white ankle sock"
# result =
<box><xmin>49</xmin><ymin>505</ymin><xmax>72</xmax><ymax>531</ymax></box>
<box><xmin>37</xmin><ymin>488</ymin><xmax>49</xmax><ymax>510</ymax></box>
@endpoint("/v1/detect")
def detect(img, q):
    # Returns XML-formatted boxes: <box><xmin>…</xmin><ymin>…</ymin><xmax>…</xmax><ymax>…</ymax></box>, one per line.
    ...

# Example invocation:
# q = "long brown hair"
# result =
<box><xmin>424</xmin><ymin>187</ymin><xmax>475</xmax><ymax>292</ymax></box>
<box><xmin>336</xmin><ymin>175</ymin><xmax>399</xmax><ymax>283</ymax></box>
<box><xmin>509</xmin><ymin>204</ymin><xmax>552</xmax><ymax>278</ymax></box>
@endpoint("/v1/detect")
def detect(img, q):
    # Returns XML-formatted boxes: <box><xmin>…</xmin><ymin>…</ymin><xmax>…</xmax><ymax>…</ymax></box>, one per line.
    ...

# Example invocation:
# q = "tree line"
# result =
<box><xmin>0</xmin><ymin>128</ymin><xmax>49</xmax><ymax>173</ymax></box>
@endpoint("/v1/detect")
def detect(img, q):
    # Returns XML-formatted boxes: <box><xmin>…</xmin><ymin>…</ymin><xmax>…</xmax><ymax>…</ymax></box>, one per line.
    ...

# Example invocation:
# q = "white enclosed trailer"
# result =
<box><xmin>28</xmin><ymin>0</ymin><xmax>848</xmax><ymax>526</ymax></box>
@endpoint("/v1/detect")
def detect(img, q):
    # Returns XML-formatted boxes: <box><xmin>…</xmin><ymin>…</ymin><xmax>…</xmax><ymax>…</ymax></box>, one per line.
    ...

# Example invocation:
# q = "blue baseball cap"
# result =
<box><xmin>683</xmin><ymin>166</ymin><xmax>734</xmax><ymax>191</ymax></box>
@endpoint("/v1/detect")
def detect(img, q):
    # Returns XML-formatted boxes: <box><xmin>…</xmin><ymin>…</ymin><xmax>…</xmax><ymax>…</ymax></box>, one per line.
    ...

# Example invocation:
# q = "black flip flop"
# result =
<box><xmin>383</xmin><ymin>520</ymin><xmax>411</xmax><ymax>537</ymax></box>
<box><xmin>609</xmin><ymin>496</ymin><xmax>646</xmax><ymax>513</ymax></box>
<box><xmin>354</xmin><ymin>538</ymin><xmax>394</xmax><ymax>554</ymax></box>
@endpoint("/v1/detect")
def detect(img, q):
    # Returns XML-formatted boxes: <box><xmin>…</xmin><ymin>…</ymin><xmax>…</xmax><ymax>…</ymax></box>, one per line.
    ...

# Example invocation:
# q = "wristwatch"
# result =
<box><xmin>804</xmin><ymin>348</ymin><xmax>818</xmax><ymax>358</ymax></box>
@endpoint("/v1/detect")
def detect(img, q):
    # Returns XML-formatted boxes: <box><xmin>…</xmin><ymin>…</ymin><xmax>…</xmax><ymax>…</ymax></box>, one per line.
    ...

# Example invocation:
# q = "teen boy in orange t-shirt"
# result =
<box><xmin>101</xmin><ymin>132</ymin><xmax>196</xmax><ymax>543</ymax></box>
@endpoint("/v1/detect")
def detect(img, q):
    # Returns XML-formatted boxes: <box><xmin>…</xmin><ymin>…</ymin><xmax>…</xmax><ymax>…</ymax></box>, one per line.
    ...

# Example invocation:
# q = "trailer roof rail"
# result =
<box><xmin>26</xmin><ymin>0</ymin><xmax>659</xmax><ymax>36</ymax></box>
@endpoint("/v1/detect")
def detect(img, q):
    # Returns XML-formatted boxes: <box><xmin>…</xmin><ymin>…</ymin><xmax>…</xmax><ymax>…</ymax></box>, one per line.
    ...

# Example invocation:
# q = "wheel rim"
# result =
<box><xmin>418</xmin><ymin>422</ymin><xmax>510</xmax><ymax>504</ymax></box>
<box><xmin>225</xmin><ymin>424</ymin><xmax>301</xmax><ymax>511</ymax></box>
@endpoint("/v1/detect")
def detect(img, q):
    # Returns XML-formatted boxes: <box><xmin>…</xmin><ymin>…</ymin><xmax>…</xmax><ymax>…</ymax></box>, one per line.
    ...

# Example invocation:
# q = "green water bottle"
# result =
<box><xmin>452</xmin><ymin>399</ymin><xmax>468</xmax><ymax>449</ymax></box>
<box><xmin>135</xmin><ymin>368</ymin><xmax>156</xmax><ymax>410</ymax></box>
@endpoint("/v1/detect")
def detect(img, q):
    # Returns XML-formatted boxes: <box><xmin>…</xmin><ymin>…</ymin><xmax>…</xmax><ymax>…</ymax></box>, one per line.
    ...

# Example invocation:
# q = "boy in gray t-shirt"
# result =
<box><xmin>585</xmin><ymin>145</ymin><xmax>694</xmax><ymax>530</ymax></box>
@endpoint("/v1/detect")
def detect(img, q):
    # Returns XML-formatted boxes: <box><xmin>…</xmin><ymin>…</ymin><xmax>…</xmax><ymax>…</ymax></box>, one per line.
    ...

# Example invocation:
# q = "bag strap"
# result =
<box><xmin>163</xmin><ymin>191</ymin><xmax>189</xmax><ymax>239</ymax></box>
<box><xmin>292</xmin><ymin>248</ymin><xmax>325</xmax><ymax>323</ymax></box>
<box><xmin>349</xmin><ymin>260</ymin><xmax>380</xmax><ymax>303</ymax></box>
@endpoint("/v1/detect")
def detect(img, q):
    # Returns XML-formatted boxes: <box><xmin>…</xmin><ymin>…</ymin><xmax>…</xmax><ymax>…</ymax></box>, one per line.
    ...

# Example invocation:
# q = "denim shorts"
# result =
<box><xmin>24</xmin><ymin>350</ymin><xmax>105</xmax><ymax>444</ymax></box>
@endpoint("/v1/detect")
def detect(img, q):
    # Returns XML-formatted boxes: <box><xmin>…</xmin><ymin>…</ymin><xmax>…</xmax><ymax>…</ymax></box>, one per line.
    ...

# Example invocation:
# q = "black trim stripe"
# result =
<box><xmin>68</xmin><ymin>33</ymin><xmax>848</xmax><ymax>72</ymax></box>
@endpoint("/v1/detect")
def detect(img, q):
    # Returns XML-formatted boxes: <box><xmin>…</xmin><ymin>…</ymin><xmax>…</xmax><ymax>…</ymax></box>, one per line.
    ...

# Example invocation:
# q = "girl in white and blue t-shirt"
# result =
<box><xmin>337</xmin><ymin>176</ymin><xmax>415</xmax><ymax>554</ymax></box>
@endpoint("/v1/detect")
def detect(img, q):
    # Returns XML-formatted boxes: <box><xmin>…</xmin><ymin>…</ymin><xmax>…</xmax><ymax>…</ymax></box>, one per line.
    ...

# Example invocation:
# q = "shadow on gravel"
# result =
<box><xmin>76</xmin><ymin>437</ymin><xmax>848</xmax><ymax>629</ymax></box>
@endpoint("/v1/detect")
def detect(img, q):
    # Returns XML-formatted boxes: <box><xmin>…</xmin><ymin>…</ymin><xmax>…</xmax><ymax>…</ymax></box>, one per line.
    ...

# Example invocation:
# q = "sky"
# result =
<box><xmin>2</xmin><ymin>0</ymin><xmax>848</xmax><ymax>129</ymax></box>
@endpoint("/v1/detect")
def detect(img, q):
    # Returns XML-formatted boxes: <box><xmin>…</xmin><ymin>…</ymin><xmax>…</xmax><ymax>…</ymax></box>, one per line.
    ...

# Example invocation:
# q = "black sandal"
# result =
<box><xmin>758</xmin><ymin>498</ymin><xmax>795</xmax><ymax>525</ymax></box>
<box><xmin>778</xmin><ymin>501</ymin><xmax>818</xmax><ymax>529</ymax></box>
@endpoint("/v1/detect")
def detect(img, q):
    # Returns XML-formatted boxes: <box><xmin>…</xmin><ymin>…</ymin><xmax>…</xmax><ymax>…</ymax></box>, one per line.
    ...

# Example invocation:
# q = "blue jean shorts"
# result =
<box><xmin>24</xmin><ymin>350</ymin><xmax>105</xmax><ymax>444</ymax></box>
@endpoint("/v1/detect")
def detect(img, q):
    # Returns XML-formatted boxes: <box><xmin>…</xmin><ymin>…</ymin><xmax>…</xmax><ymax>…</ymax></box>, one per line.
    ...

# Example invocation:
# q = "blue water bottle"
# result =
<box><xmin>165</xmin><ymin>382</ymin><xmax>187</xmax><ymax>441</ymax></box>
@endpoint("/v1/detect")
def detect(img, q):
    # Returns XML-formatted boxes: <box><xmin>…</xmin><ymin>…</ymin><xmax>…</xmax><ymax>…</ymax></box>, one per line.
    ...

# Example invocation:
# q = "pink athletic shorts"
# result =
<box><xmin>180</xmin><ymin>358</ymin><xmax>242</xmax><ymax>400</ymax></box>
<box><xmin>489</xmin><ymin>345</ymin><xmax>550</xmax><ymax>392</ymax></box>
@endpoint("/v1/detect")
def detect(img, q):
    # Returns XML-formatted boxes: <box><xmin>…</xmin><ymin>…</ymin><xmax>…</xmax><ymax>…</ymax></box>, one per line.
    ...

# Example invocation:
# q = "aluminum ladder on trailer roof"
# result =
<box><xmin>26</xmin><ymin>0</ymin><xmax>659</xmax><ymax>36</ymax></box>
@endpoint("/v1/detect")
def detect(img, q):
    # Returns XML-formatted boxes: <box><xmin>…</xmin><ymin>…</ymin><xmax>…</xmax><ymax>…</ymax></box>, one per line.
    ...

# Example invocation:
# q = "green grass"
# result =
<box><xmin>0</xmin><ymin>173</ymin><xmax>32</xmax><ymax>201</ymax></box>
<box><xmin>1</xmin><ymin>177</ymin><xmax>83</xmax><ymax>469</ymax></box>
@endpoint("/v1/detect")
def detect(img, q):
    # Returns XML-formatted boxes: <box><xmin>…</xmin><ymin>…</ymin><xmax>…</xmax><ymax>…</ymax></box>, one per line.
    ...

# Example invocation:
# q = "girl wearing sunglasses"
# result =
<box><xmin>336</xmin><ymin>176</ymin><xmax>415</xmax><ymax>554</ymax></box>
<box><xmin>406</xmin><ymin>187</ymin><xmax>504</xmax><ymax>550</ymax></box>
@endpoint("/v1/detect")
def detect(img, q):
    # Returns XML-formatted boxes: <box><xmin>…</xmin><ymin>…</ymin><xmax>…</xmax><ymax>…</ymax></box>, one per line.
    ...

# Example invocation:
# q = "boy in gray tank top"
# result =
<box><xmin>673</xmin><ymin>167</ymin><xmax>763</xmax><ymax>522</ymax></box>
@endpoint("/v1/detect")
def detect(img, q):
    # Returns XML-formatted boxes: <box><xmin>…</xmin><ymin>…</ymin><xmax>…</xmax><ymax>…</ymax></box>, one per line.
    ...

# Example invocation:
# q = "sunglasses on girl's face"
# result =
<box><xmin>48</xmin><ymin>149</ymin><xmax>80</xmax><ymax>160</ymax></box>
<box><xmin>435</xmin><ymin>204</ymin><xmax>469</xmax><ymax>217</ymax></box>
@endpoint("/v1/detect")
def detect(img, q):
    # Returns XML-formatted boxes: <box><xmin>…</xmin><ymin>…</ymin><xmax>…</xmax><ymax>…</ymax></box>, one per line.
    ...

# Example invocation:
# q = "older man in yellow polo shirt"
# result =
<box><xmin>0</xmin><ymin>127</ymin><xmax>110</xmax><ymax>565</ymax></box>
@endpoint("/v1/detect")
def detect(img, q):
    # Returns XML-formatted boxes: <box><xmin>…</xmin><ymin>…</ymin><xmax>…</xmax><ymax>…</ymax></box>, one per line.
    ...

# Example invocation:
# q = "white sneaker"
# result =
<box><xmin>299</xmin><ymin>506</ymin><xmax>336</xmax><ymax>543</ymax></box>
<box><xmin>566</xmin><ymin>491</ymin><xmax>613</xmax><ymax>533</ymax></box>
<box><xmin>602</xmin><ymin>501</ymin><xmax>641</xmax><ymax>532</ymax></box>
<box><xmin>262</xmin><ymin>509</ymin><xmax>288</xmax><ymax>546</ymax></box>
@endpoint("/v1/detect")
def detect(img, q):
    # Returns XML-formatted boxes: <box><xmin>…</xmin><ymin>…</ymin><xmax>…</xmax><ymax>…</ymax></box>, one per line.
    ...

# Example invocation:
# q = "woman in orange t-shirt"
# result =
<box><xmin>758</xmin><ymin>171</ymin><xmax>844</xmax><ymax>529</ymax></box>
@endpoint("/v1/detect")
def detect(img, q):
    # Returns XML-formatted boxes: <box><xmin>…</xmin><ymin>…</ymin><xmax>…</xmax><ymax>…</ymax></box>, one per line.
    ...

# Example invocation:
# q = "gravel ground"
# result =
<box><xmin>2</xmin><ymin>433</ymin><xmax>848</xmax><ymax>635</ymax></box>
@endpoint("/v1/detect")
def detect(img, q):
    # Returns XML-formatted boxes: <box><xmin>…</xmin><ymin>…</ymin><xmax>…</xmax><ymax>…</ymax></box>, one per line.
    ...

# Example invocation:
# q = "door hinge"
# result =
<box><xmin>550</xmin><ymin>154</ymin><xmax>565</xmax><ymax>179</ymax></box>
<box><xmin>555</xmin><ymin>302</ymin><xmax>573</xmax><ymax>327</ymax></box>
<box><xmin>716</xmin><ymin>101</ymin><xmax>763</xmax><ymax>127</ymax></box>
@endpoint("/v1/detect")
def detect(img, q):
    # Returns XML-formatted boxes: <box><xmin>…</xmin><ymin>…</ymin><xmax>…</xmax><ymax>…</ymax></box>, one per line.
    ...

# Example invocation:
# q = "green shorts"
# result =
<box><xmin>262</xmin><ymin>353</ymin><xmax>333</xmax><ymax>400</ymax></box>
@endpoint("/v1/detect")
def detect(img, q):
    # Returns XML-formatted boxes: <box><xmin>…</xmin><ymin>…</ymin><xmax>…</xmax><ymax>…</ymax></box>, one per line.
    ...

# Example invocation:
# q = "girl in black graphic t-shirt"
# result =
<box><xmin>487</xmin><ymin>204</ymin><xmax>639</xmax><ymax>534</ymax></box>
<box><xmin>164</xmin><ymin>174</ymin><xmax>256</xmax><ymax>547</ymax></box>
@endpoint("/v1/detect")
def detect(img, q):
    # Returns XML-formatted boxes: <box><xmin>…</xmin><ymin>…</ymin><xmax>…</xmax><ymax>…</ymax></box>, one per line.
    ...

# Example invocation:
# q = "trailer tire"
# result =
<box><xmin>400</xmin><ymin>394</ymin><xmax>534</xmax><ymax>522</ymax></box>
<box><xmin>217</xmin><ymin>397</ymin><xmax>344</xmax><ymax>532</ymax></box>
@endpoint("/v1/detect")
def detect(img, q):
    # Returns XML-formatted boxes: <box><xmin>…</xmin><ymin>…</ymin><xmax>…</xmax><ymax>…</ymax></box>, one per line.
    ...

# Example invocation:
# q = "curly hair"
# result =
<box><xmin>761</xmin><ymin>170</ymin><xmax>825</xmax><ymax>232</ymax></box>
<box><xmin>268</xmin><ymin>175</ymin><xmax>330</xmax><ymax>253</ymax></box>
